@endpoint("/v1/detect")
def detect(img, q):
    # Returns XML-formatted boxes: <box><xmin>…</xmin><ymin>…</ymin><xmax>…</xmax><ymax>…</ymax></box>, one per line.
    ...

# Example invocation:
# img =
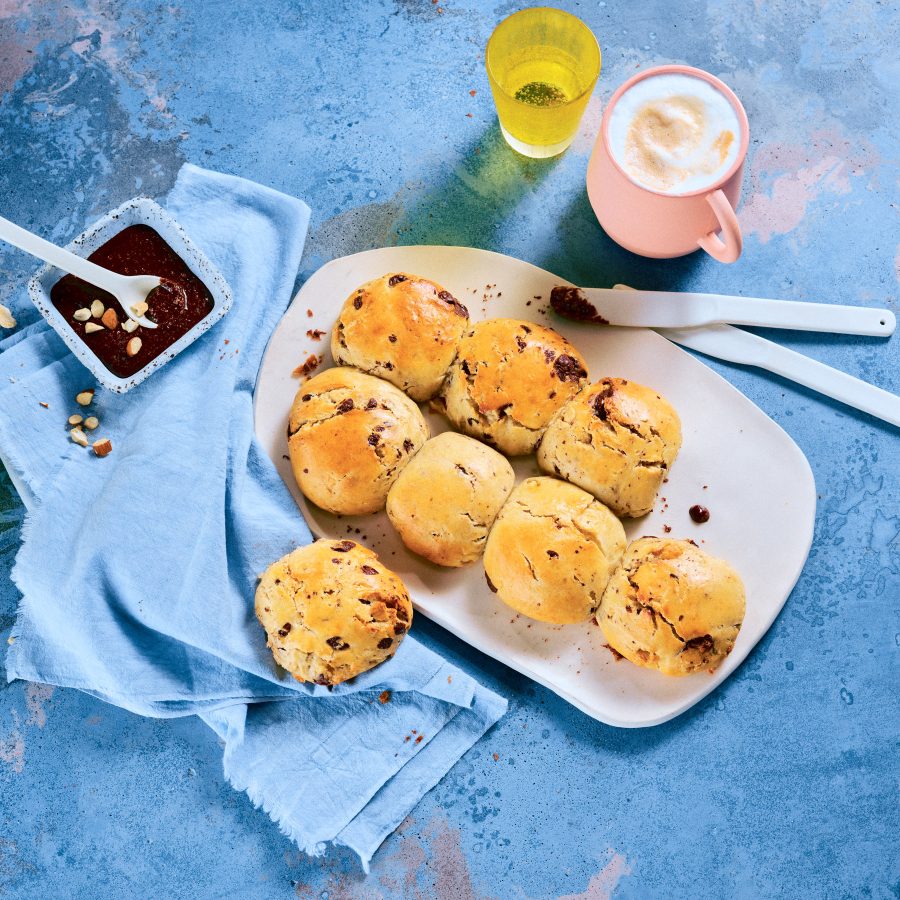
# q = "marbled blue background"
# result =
<box><xmin>0</xmin><ymin>1</ymin><xmax>897</xmax><ymax>897</ymax></box>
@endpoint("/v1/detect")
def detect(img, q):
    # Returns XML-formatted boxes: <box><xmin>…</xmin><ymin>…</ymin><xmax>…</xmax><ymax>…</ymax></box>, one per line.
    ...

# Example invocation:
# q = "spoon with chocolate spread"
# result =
<box><xmin>0</xmin><ymin>212</ymin><xmax>159</xmax><ymax>329</ymax></box>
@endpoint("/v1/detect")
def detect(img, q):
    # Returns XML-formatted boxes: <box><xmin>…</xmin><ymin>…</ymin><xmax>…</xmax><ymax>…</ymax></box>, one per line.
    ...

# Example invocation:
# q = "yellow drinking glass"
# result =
<box><xmin>485</xmin><ymin>7</ymin><xmax>601</xmax><ymax>158</ymax></box>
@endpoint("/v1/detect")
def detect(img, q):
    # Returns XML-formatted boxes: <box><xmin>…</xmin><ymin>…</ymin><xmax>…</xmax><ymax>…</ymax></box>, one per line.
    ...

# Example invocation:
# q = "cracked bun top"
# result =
<box><xmin>255</xmin><ymin>539</ymin><xmax>412</xmax><ymax>686</ymax></box>
<box><xmin>330</xmin><ymin>273</ymin><xmax>469</xmax><ymax>401</ymax></box>
<box><xmin>597</xmin><ymin>537</ymin><xmax>745</xmax><ymax>676</ymax></box>
<box><xmin>288</xmin><ymin>367</ymin><xmax>429</xmax><ymax>515</ymax></box>
<box><xmin>437</xmin><ymin>318</ymin><xmax>589</xmax><ymax>456</ymax></box>
<box><xmin>483</xmin><ymin>476</ymin><xmax>626</xmax><ymax>624</ymax></box>
<box><xmin>386</xmin><ymin>432</ymin><xmax>516</xmax><ymax>567</ymax></box>
<box><xmin>537</xmin><ymin>377</ymin><xmax>682</xmax><ymax>517</ymax></box>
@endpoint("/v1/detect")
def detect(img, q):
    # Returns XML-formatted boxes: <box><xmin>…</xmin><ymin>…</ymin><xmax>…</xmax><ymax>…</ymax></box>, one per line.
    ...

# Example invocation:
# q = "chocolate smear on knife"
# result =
<box><xmin>549</xmin><ymin>286</ymin><xmax>609</xmax><ymax>324</ymax></box>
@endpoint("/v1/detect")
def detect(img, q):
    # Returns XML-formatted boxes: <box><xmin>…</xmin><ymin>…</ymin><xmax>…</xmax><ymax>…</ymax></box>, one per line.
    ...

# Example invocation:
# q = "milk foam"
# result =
<box><xmin>608</xmin><ymin>73</ymin><xmax>742</xmax><ymax>195</ymax></box>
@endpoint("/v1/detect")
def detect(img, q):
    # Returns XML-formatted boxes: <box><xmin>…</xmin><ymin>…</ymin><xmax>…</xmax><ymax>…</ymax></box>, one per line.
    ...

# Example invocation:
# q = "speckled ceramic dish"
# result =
<box><xmin>28</xmin><ymin>197</ymin><xmax>232</xmax><ymax>393</ymax></box>
<box><xmin>255</xmin><ymin>246</ymin><xmax>817</xmax><ymax>729</ymax></box>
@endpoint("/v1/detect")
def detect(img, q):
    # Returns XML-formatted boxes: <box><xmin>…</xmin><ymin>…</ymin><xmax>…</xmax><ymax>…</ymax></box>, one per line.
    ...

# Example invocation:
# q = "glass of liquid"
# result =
<box><xmin>485</xmin><ymin>7</ymin><xmax>601</xmax><ymax>158</ymax></box>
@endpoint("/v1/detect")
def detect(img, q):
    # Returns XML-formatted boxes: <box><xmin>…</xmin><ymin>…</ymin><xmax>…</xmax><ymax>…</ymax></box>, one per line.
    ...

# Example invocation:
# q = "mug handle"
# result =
<box><xmin>697</xmin><ymin>189</ymin><xmax>742</xmax><ymax>264</ymax></box>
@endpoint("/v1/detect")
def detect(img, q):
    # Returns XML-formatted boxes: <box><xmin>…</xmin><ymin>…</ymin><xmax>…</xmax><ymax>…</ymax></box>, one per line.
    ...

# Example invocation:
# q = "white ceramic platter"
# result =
<box><xmin>254</xmin><ymin>246</ymin><xmax>816</xmax><ymax>727</ymax></box>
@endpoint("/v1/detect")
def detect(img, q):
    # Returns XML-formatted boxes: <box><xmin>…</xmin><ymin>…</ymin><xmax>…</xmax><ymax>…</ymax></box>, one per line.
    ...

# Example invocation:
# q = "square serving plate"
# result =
<box><xmin>28</xmin><ymin>197</ymin><xmax>233</xmax><ymax>393</ymax></box>
<box><xmin>254</xmin><ymin>246</ymin><xmax>817</xmax><ymax>728</ymax></box>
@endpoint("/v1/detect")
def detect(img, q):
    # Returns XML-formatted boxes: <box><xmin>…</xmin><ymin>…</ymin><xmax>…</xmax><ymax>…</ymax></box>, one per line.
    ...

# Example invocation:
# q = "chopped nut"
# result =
<box><xmin>0</xmin><ymin>303</ymin><xmax>15</xmax><ymax>329</ymax></box>
<box><xmin>75</xmin><ymin>389</ymin><xmax>94</xmax><ymax>406</ymax></box>
<box><xmin>84</xmin><ymin>416</ymin><xmax>99</xmax><ymax>430</ymax></box>
<box><xmin>68</xmin><ymin>414</ymin><xmax>83</xmax><ymax>426</ymax></box>
<box><xmin>101</xmin><ymin>308</ymin><xmax>118</xmax><ymax>329</ymax></box>
<box><xmin>90</xmin><ymin>299</ymin><xmax>105</xmax><ymax>318</ymax></box>
<box><xmin>92</xmin><ymin>437</ymin><xmax>112</xmax><ymax>457</ymax></box>
<box><xmin>130</xmin><ymin>301</ymin><xmax>149</xmax><ymax>317</ymax></box>
<box><xmin>73</xmin><ymin>308</ymin><xmax>91</xmax><ymax>322</ymax></box>
<box><xmin>84</xmin><ymin>322</ymin><xmax>104</xmax><ymax>334</ymax></box>
<box><xmin>70</xmin><ymin>427</ymin><xmax>89</xmax><ymax>447</ymax></box>
<box><xmin>39</xmin><ymin>401</ymin><xmax>49</xmax><ymax>409</ymax></box>
<box><xmin>126</xmin><ymin>337</ymin><xmax>142</xmax><ymax>357</ymax></box>
<box><xmin>121</xmin><ymin>318</ymin><xmax>139</xmax><ymax>333</ymax></box>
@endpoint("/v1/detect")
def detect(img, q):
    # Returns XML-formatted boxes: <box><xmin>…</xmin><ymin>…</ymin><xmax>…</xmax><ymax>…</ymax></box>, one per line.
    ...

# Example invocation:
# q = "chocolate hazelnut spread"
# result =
<box><xmin>549</xmin><ymin>286</ymin><xmax>609</xmax><ymax>324</ymax></box>
<box><xmin>50</xmin><ymin>224</ymin><xmax>214</xmax><ymax>378</ymax></box>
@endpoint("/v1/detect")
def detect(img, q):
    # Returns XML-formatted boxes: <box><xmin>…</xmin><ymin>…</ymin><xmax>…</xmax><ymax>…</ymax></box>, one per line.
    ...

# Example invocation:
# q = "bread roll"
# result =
<box><xmin>387</xmin><ymin>432</ymin><xmax>515</xmax><ymax>567</ymax></box>
<box><xmin>288</xmin><ymin>367</ymin><xmax>428</xmax><ymax>515</ymax></box>
<box><xmin>438</xmin><ymin>319</ymin><xmax>589</xmax><ymax>456</ymax></box>
<box><xmin>538</xmin><ymin>377</ymin><xmax>681</xmax><ymax>517</ymax></box>
<box><xmin>256</xmin><ymin>539</ymin><xmax>412</xmax><ymax>686</ymax></box>
<box><xmin>331</xmin><ymin>272</ymin><xmax>469</xmax><ymax>401</ymax></box>
<box><xmin>597</xmin><ymin>537</ymin><xmax>745</xmax><ymax>676</ymax></box>
<box><xmin>483</xmin><ymin>476</ymin><xmax>626</xmax><ymax>624</ymax></box>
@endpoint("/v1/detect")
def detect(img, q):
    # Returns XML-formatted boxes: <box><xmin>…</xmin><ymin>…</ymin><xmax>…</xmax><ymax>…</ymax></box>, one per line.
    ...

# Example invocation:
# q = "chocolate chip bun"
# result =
<box><xmin>597</xmin><ymin>538</ymin><xmax>745</xmax><ymax>676</ymax></box>
<box><xmin>387</xmin><ymin>432</ymin><xmax>515</xmax><ymax>567</ymax></box>
<box><xmin>288</xmin><ymin>367</ymin><xmax>428</xmax><ymax>515</ymax></box>
<box><xmin>437</xmin><ymin>319</ymin><xmax>589</xmax><ymax>456</ymax></box>
<box><xmin>483</xmin><ymin>477</ymin><xmax>626</xmax><ymax>624</ymax></box>
<box><xmin>537</xmin><ymin>377</ymin><xmax>682</xmax><ymax>517</ymax></box>
<box><xmin>331</xmin><ymin>273</ymin><xmax>469</xmax><ymax>401</ymax></box>
<box><xmin>255</xmin><ymin>539</ymin><xmax>412</xmax><ymax>686</ymax></box>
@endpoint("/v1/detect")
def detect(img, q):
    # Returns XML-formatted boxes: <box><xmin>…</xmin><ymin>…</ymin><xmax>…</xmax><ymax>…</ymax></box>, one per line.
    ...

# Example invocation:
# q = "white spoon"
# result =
<box><xmin>0</xmin><ymin>213</ymin><xmax>158</xmax><ymax>329</ymax></box>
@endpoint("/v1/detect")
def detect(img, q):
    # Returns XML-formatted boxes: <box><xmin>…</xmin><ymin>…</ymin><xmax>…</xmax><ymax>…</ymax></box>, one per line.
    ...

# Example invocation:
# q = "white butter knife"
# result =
<box><xmin>549</xmin><ymin>285</ymin><xmax>895</xmax><ymax>337</ymax></box>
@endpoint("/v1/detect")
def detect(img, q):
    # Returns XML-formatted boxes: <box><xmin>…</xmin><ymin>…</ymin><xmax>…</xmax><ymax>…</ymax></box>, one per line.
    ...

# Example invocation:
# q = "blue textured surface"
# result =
<box><xmin>0</xmin><ymin>1</ymin><xmax>898</xmax><ymax>897</ymax></box>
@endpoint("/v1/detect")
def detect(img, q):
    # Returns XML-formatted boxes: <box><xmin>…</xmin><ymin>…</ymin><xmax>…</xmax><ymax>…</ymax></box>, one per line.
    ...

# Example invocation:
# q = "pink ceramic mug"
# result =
<box><xmin>586</xmin><ymin>65</ymin><xmax>750</xmax><ymax>263</ymax></box>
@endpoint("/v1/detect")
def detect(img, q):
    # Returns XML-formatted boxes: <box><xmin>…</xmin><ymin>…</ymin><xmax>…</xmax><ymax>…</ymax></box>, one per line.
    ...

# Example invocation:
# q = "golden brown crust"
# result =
<box><xmin>288</xmin><ymin>367</ymin><xmax>429</xmax><ymax>515</ymax></box>
<box><xmin>330</xmin><ymin>273</ymin><xmax>469</xmax><ymax>401</ymax></box>
<box><xmin>438</xmin><ymin>319</ymin><xmax>589</xmax><ymax>456</ymax></box>
<box><xmin>386</xmin><ymin>432</ymin><xmax>516</xmax><ymax>567</ymax></box>
<box><xmin>483</xmin><ymin>477</ymin><xmax>626</xmax><ymax>624</ymax></box>
<box><xmin>255</xmin><ymin>539</ymin><xmax>413</xmax><ymax>686</ymax></box>
<box><xmin>537</xmin><ymin>377</ymin><xmax>682</xmax><ymax>517</ymax></box>
<box><xmin>597</xmin><ymin>537</ymin><xmax>746</xmax><ymax>676</ymax></box>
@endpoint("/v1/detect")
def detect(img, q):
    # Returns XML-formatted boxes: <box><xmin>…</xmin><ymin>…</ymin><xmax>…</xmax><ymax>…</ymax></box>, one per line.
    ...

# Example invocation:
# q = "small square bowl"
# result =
<box><xmin>28</xmin><ymin>197</ymin><xmax>233</xmax><ymax>393</ymax></box>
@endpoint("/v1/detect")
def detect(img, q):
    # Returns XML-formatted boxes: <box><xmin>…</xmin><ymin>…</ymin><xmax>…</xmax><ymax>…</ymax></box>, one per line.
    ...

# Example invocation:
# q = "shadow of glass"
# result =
<box><xmin>392</xmin><ymin>123</ymin><xmax>563</xmax><ymax>249</ymax></box>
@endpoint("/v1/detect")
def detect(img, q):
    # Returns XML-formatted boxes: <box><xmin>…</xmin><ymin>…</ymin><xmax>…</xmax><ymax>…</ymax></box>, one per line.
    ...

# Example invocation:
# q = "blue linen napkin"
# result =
<box><xmin>0</xmin><ymin>164</ymin><xmax>506</xmax><ymax>866</ymax></box>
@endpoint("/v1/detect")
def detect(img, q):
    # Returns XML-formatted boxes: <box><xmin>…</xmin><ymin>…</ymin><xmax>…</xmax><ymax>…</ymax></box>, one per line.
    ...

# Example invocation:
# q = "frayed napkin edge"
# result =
<box><xmin>224</xmin><ymin>686</ymin><xmax>508</xmax><ymax>872</ymax></box>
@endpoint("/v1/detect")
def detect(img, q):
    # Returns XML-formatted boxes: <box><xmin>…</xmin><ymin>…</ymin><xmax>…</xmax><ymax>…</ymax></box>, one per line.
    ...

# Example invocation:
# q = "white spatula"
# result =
<box><xmin>607</xmin><ymin>285</ymin><xmax>900</xmax><ymax>429</ymax></box>
<box><xmin>660</xmin><ymin>323</ymin><xmax>900</xmax><ymax>428</ymax></box>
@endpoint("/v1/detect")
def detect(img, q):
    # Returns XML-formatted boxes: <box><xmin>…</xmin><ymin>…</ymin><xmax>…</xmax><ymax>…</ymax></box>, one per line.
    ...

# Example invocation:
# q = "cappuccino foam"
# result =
<box><xmin>608</xmin><ymin>73</ymin><xmax>742</xmax><ymax>195</ymax></box>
